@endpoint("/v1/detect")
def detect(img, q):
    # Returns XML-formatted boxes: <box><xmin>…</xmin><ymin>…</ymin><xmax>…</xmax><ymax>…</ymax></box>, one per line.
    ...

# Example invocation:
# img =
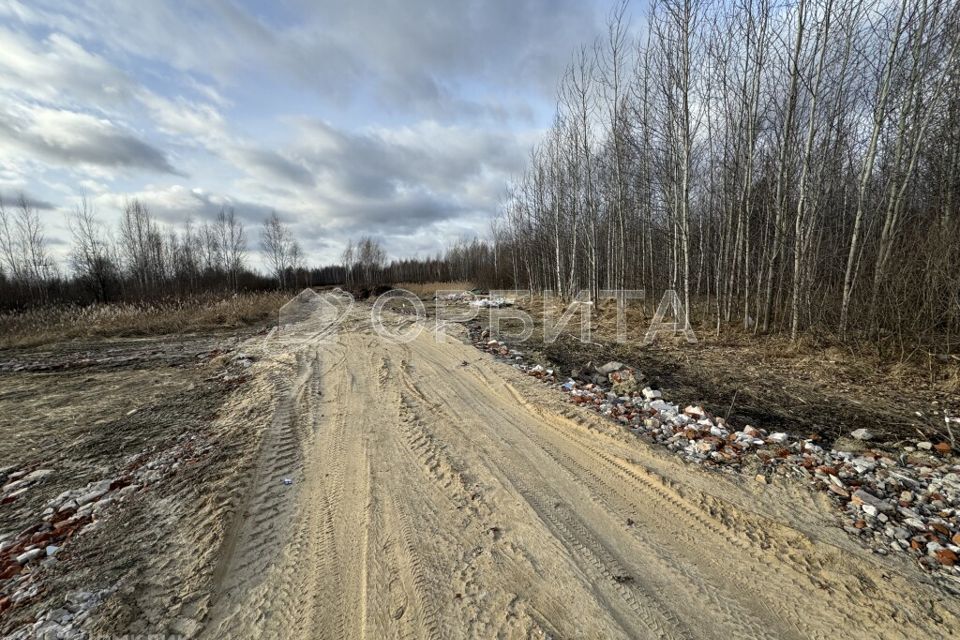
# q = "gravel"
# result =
<box><xmin>474</xmin><ymin>331</ymin><xmax>960</xmax><ymax>583</ymax></box>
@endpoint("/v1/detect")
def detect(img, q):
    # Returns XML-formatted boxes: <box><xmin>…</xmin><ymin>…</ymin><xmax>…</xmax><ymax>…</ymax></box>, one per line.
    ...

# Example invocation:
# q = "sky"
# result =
<box><xmin>0</xmin><ymin>0</ymin><xmax>615</xmax><ymax>270</ymax></box>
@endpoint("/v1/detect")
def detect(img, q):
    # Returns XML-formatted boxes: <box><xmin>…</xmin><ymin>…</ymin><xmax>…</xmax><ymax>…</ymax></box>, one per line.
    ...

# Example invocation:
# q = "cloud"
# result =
<box><xmin>135</xmin><ymin>90</ymin><xmax>226</xmax><ymax>143</ymax></box>
<box><xmin>92</xmin><ymin>185</ymin><xmax>275</xmax><ymax>225</ymax></box>
<box><xmin>327</xmin><ymin>189</ymin><xmax>465</xmax><ymax>233</ymax></box>
<box><xmin>3</xmin><ymin>0</ymin><xmax>602</xmax><ymax>120</ymax></box>
<box><xmin>269</xmin><ymin>0</ymin><xmax>602</xmax><ymax>114</ymax></box>
<box><xmin>0</xmin><ymin>26</ymin><xmax>132</xmax><ymax>105</ymax></box>
<box><xmin>0</xmin><ymin>0</ymin><xmax>613</xmax><ymax>267</ymax></box>
<box><xmin>233</xmin><ymin>148</ymin><xmax>315</xmax><ymax>189</ymax></box>
<box><xmin>0</xmin><ymin>104</ymin><xmax>180</xmax><ymax>175</ymax></box>
<box><xmin>265</xmin><ymin>119</ymin><xmax>528</xmax><ymax>200</ymax></box>
<box><xmin>0</xmin><ymin>191</ymin><xmax>56</xmax><ymax>210</ymax></box>
<box><xmin>223</xmin><ymin>119</ymin><xmax>531</xmax><ymax>241</ymax></box>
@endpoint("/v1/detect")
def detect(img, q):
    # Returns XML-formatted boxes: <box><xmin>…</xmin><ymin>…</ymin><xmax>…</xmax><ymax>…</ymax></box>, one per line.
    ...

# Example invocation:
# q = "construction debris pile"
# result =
<box><xmin>0</xmin><ymin>432</ymin><xmax>213</xmax><ymax>632</ymax></box>
<box><xmin>434</xmin><ymin>292</ymin><xmax>513</xmax><ymax>308</ymax></box>
<box><xmin>435</xmin><ymin>292</ymin><xmax>474</xmax><ymax>302</ymax></box>
<box><xmin>467</xmin><ymin>297</ymin><xmax>511</xmax><ymax>309</ymax></box>
<box><xmin>473</xmin><ymin>330</ymin><xmax>960</xmax><ymax>582</ymax></box>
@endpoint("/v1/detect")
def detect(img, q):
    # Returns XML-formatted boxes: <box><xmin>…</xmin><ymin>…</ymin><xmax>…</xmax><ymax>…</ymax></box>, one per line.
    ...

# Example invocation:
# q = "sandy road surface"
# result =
<box><xmin>201</xmin><ymin>306</ymin><xmax>958</xmax><ymax>639</ymax></box>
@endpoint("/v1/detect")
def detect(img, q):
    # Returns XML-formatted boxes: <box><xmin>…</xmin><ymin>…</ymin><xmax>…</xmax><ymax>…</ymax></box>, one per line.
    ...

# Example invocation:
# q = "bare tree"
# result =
<box><xmin>118</xmin><ymin>199</ymin><xmax>162</xmax><ymax>295</ymax></box>
<box><xmin>0</xmin><ymin>194</ymin><xmax>53</xmax><ymax>300</ymax></box>
<box><xmin>68</xmin><ymin>197</ymin><xmax>117</xmax><ymax>301</ymax></box>
<box><xmin>216</xmin><ymin>207</ymin><xmax>246</xmax><ymax>290</ymax></box>
<box><xmin>261</xmin><ymin>211</ymin><xmax>293</xmax><ymax>289</ymax></box>
<box><xmin>0</xmin><ymin>195</ymin><xmax>25</xmax><ymax>284</ymax></box>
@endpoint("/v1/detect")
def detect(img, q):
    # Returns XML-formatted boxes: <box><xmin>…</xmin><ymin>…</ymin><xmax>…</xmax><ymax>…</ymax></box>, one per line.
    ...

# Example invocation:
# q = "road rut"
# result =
<box><xmin>201</xmin><ymin>309</ymin><xmax>959</xmax><ymax>639</ymax></box>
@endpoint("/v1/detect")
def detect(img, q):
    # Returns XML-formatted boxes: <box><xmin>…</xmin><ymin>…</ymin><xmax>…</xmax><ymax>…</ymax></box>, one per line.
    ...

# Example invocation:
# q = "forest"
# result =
<box><xmin>1</xmin><ymin>0</ymin><xmax>958</xmax><ymax>359</ymax></box>
<box><xmin>480</xmin><ymin>0</ymin><xmax>960</xmax><ymax>355</ymax></box>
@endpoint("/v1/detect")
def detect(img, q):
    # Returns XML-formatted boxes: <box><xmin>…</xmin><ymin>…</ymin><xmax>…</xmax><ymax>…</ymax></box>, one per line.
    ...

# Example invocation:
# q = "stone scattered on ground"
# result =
<box><xmin>468</xmin><ymin>297</ymin><xmax>511</xmax><ymax>308</ymax></box>
<box><xmin>0</xmin><ymin>432</ymin><xmax>215</xmax><ymax>629</ymax></box>
<box><xmin>3</xmin><ymin>589</ymin><xmax>113</xmax><ymax>640</ymax></box>
<box><xmin>473</xmin><ymin>330</ymin><xmax>960</xmax><ymax>584</ymax></box>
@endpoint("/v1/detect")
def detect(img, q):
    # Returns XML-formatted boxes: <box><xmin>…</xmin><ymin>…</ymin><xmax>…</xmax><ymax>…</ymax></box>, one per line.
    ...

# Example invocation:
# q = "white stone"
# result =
<box><xmin>23</xmin><ymin>469</ymin><xmax>54</xmax><ymax>482</ymax></box>
<box><xmin>904</xmin><ymin>517</ymin><xmax>927</xmax><ymax>530</ymax></box>
<box><xmin>596</xmin><ymin>361</ymin><xmax>626</xmax><ymax>375</ymax></box>
<box><xmin>684</xmin><ymin>405</ymin><xmax>706</xmax><ymax>418</ymax></box>
<box><xmin>76</xmin><ymin>489</ymin><xmax>107</xmax><ymax>506</ymax></box>
<box><xmin>649</xmin><ymin>400</ymin><xmax>676</xmax><ymax>415</ymax></box>
<box><xmin>16</xmin><ymin>548</ymin><xmax>43</xmax><ymax>564</ymax></box>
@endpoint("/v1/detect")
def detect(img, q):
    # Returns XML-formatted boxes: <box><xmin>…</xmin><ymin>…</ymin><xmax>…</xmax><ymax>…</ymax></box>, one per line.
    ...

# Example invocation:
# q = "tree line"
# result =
<box><xmin>0</xmin><ymin>193</ymin><xmax>490</xmax><ymax>310</ymax></box>
<box><xmin>338</xmin><ymin>237</ymin><xmax>498</xmax><ymax>288</ymax></box>
<box><xmin>476</xmin><ymin>0</ymin><xmax>959</xmax><ymax>356</ymax></box>
<box><xmin>0</xmin><ymin>197</ymin><xmax>320</xmax><ymax>309</ymax></box>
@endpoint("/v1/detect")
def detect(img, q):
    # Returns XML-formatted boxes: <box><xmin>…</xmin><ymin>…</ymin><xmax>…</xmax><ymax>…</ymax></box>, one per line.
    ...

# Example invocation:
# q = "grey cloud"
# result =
<box><xmin>289</xmin><ymin>119</ymin><xmax>528</xmax><ymax>199</ymax></box>
<box><xmin>0</xmin><ymin>191</ymin><xmax>55</xmax><ymax>210</ymax></box>
<box><xmin>0</xmin><ymin>106</ymin><xmax>180</xmax><ymax>175</ymax></box>
<box><xmin>286</xmin><ymin>0</ymin><xmax>602</xmax><ymax>115</ymax></box>
<box><xmin>93</xmin><ymin>186</ymin><xmax>279</xmax><ymax>228</ymax></box>
<box><xmin>9</xmin><ymin>0</ymin><xmax>603</xmax><ymax>121</ymax></box>
<box><xmin>330</xmin><ymin>192</ymin><xmax>465</xmax><ymax>233</ymax></box>
<box><xmin>220</xmin><ymin>118</ymin><xmax>532</xmax><ymax>246</ymax></box>
<box><xmin>234</xmin><ymin>148</ymin><xmax>315</xmax><ymax>188</ymax></box>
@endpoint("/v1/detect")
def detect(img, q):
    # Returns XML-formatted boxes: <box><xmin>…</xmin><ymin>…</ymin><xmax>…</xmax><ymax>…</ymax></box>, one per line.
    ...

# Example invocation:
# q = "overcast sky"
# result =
<box><xmin>0</xmin><ymin>0</ymin><xmax>615</xmax><ymax>269</ymax></box>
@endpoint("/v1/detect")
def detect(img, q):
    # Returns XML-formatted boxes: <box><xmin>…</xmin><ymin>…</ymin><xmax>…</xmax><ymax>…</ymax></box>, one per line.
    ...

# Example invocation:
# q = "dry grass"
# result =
<box><xmin>394</xmin><ymin>281</ymin><xmax>474</xmax><ymax>298</ymax></box>
<box><xmin>513</xmin><ymin>294</ymin><xmax>960</xmax><ymax>391</ymax></box>
<box><xmin>943</xmin><ymin>367</ymin><xmax>960</xmax><ymax>394</ymax></box>
<box><xmin>0</xmin><ymin>291</ymin><xmax>289</xmax><ymax>349</ymax></box>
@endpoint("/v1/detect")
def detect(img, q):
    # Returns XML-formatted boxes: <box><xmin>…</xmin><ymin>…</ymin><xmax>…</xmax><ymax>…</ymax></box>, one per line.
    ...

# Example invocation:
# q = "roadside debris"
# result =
<box><xmin>4</xmin><ymin>589</ymin><xmax>113</xmax><ymax>640</ymax></box>
<box><xmin>0</xmin><ymin>432</ymin><xmax>214</xmax><ymax>626</ymax></box>
<box><xmin>435</xmin><ymin>292</ymin><xmax>475</xmax><ymax>302</ymax></box>
<box><xmin>468</xmin><ymin>297</ymin><xmax>511</xmax><ymax>308</ymax></box>
<box><xmin>473</xmin><ymin>329</ymin><xmax>960</xmax><ymax>583</ymax></box>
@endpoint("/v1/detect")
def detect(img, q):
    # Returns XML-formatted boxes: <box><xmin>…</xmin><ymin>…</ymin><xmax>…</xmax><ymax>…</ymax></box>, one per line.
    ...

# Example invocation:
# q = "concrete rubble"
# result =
<box><xmin>3</xmin><ymin>589</ymin><xmax>113</xmax><ymax>640</ymax></box>
<box><xmin>468</xmin><ymin>297</ymin><xmax>511</xmax><ymax>308</ymax></box>
<box><xmin>474</xmin><ymin>329</ymin><xmax>960</xmax><ymax>584</ymax></box>
<box><xmin>0</xmin><ymin>432</ymin><xmax>215</xmax><ymax>631</ymax></box>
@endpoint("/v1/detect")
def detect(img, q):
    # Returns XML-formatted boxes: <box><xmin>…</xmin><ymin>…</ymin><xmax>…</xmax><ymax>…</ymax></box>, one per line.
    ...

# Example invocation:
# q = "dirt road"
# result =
<box><xmin>200</xmin><ymin>307</ymin><xmax>958</xmax><ymax>639</ymax></box>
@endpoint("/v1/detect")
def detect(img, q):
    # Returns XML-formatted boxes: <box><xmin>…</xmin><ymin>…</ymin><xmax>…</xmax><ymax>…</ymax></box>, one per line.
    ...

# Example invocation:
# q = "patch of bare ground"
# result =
<box><xmin>0</xmin><ymin>330</ymin><xmax>274</xmax><ymax>637</ymax></box>
<box><xmin>196</xmin><ymin>305</ymin><xmax>960</xmax><ymax>639</ymax></box>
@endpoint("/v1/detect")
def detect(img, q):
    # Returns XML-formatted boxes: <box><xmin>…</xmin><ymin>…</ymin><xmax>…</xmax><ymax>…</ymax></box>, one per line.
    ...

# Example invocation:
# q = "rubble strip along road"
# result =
<box><xmin>201</xmin><ymin>307</ymin><xmax>958</xmax><ymax>639</ymax></box>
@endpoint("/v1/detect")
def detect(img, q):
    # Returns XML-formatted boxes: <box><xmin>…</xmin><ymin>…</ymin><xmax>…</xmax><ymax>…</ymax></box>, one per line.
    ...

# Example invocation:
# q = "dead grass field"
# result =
<box><xmin>0</xmin><ymin>292</ymin><xmax>288</xmax><ymax>349</ymax></box>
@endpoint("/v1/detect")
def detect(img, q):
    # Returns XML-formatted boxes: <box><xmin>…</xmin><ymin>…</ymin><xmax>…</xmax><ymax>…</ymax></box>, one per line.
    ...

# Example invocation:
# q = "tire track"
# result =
<box><xmin>197</xmin><ymin>306</ymin><xmax>960</xmax><ymax>640</ymax></box>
